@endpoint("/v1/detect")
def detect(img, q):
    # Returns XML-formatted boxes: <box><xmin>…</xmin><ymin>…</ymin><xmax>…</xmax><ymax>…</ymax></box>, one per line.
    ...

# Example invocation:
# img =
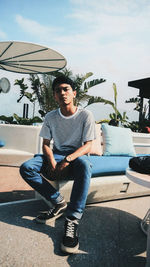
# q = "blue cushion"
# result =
<box><xmin>0</xmin><ymin>140</ymin><xmax>5</xmax><ymax>147</ymax></box>
<box><xmin>90</xmin><ymin>155</ymin><xmax>131</xmax><ymax>177</ymax></box>
<box><xmin>102</xmin><ymin>124</ymin><xmax>136</xmax><ymax>157</ymax></box>
<box><xmin>90</xmin><ymin>154</ymin><xmax>150</xmax><ymax>177</ymax></box>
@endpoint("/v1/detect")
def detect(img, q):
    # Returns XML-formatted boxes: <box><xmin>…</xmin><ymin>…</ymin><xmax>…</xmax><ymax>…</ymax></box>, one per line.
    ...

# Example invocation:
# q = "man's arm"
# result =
<box><xmin>42</xmin><ymin>139</ymin><xmax>92</xmax><ymax>179</ymax></box>
<box><xmin>65</xmin><ymin>141</ymin><xmax>92</xmax><ymax>162</ymax></box>
<box><xmin>42</xmin><ymin>138</ymin><xmax>57</xmax><ymax>171</ymax></box>
<box><xmin>56</xmin><ymin>140</ymin><xmax>92</xmax><ymax>172</ymax></box>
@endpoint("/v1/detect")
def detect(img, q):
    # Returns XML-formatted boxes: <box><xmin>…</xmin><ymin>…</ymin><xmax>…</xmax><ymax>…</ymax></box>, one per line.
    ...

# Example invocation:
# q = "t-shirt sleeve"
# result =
<box><xmin>39</xmin><ymin>116</ymin><xmax>52</xmax><ymax>140</ymax></box>
<box><xmin>82</xmin><ymin>111</ymin><xmax>96</xmax><ymax>143</ymax></box>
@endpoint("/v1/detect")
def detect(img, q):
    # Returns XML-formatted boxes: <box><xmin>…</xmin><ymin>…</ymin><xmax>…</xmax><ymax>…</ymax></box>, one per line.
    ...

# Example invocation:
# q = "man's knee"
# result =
<box><xmin>20</xmin><ymin>161</ymin><xmax>30</xmax><ymax>179</ymax></box>
<box><xmin>73</xmin><ymin>156</ymin><xmax>92</xmax><ymax>174</ymax></box>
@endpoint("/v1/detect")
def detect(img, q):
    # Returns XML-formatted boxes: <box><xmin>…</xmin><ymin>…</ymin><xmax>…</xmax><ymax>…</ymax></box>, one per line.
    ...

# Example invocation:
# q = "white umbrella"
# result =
<box><xmin>0</xmin><ymin>41</ymin><xmax>67</xmax><ymax>74</ymax></box>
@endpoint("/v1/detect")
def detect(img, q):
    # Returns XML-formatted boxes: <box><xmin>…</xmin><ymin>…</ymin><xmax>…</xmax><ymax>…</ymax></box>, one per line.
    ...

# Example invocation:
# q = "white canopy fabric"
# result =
<box><xmin>0</xmin><ymin>41</ymin><xmax>67</xmax><ymax>74</ymax></box>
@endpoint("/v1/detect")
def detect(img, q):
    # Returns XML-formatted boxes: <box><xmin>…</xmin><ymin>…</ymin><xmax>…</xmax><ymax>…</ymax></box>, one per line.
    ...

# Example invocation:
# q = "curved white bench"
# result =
<box><xmin>0</xmin><ymin>123</ymin><xmax>150</xmax><ymax>203</ymax></box>
<box><xmin>0</xmin><ymin>124</ymin><xmax>42</xmax><ymax>167</ymax></box>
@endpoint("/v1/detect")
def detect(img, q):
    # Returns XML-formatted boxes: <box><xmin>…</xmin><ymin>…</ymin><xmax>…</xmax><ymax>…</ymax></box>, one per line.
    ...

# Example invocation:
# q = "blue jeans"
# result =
<box><xmin>20</xmin><ymin>152</ymin><xmax>92</xmax><ymax>219</ymax></box>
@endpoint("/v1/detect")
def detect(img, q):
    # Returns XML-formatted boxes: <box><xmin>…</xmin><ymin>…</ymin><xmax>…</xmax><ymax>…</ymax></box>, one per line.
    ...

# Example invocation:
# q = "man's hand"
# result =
<box><xmin>44</xmin><ymin>159</ymin><xmax>70</xmax><ymax>181</ymax></box>
<box><xmin>54</xmin><ymin>159</ymin><xmax>70</xmax><ymax>180</ymax></box>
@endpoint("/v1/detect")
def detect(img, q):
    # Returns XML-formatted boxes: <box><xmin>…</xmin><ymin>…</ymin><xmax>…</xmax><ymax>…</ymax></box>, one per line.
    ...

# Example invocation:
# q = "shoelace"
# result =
<box><xmin>66</xmin><ymin>220</ymin><xmax>75</xmax><ymax>238</ymax></box>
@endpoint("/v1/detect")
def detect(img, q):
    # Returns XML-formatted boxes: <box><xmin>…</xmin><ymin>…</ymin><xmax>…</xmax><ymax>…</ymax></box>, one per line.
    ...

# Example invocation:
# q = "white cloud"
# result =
<box><xmin>15</xmin><ymin>15</ymin><xmax>60</xmax><ymax>42</ymax></box>
<box><xmin>9</xmin><ymin>2</ymin><xmax>150</xmax><ymax>117</ymax></box>
<box><xmin>69</xmin><ymin>0</ymin><xmax>150</xmax><ymax>37</ymax></box>
<box><xmin>70</xmin><ymin>0</ymin><xmax>150</xmax><ymax>15</ymax></box>
<box><xmin>60</xmin><ymin>0</ymin><xmax>150</xmax><ymax>80</ymax></box>
<box><xmin>13</xmin><ymin>4</ymin><xmax>150</xmax><ymax>84</ymax></box>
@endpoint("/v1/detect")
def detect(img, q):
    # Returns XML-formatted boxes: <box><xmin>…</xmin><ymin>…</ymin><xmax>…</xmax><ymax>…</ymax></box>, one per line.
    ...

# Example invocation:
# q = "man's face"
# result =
<box><xmin>54</xmin><ymin>83</ymin><xmax>76</xmax><ymax>106</ymax></box>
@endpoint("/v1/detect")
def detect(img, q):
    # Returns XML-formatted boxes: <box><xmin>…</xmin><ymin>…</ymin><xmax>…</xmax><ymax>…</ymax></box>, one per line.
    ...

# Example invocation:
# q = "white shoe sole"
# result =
<box><xmin>61</xmin><ymin>242</ymin><xmax>79</xmax><ymax>254</ymax></box>
<box><xmin>35</xmin><ymin>208</ymin><xmax>66</xmax><ymax>224</ymax></box>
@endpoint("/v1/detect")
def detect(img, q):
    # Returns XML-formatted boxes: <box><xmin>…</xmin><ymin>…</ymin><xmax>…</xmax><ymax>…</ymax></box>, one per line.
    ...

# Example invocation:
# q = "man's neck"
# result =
<box><xmin>60</xmin><ymin>105</ymin><xmax>77</xmax><ymax>117</ymax></box>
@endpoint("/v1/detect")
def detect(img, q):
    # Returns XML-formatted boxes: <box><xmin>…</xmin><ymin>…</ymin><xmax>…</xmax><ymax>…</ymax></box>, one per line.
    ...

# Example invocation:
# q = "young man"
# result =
<box><xmin>20</xmin><ymin>76</ymin><xmax>96</xmax><ymax>253</ymax></box>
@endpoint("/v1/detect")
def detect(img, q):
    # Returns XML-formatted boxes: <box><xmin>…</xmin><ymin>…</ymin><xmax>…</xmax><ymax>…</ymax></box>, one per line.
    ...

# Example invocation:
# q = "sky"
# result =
<box><xmin>0</xmin><ymin>0</ymin><xmax>150</xmax><ymax>121</ymax></box>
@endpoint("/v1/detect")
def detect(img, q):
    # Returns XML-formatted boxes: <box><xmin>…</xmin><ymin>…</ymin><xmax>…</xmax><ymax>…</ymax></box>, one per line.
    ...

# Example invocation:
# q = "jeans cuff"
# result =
<box><xmin>51</xmin><ymin>193</ymin><xmax>63</xmax><ymax>205</ymax></box>
<box><xmin>66</xmin><ymin>209</ymin><xmax>83</xmax><ymax>220</ymax></box>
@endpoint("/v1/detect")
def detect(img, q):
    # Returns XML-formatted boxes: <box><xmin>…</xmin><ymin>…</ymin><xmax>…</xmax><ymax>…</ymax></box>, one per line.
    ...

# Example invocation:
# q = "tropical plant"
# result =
<box><xmin>14</xmin><ymin>68</ymin><xmax>106</xmax><ymax>117</ymax></box>
<box><xmin>94</xmin><ymin>83</ymin><xmax>128</xmax><ymax>126</ymax></box>
<box><xmin>14</xmin><ymin>78</ymin><xmax>39</xmax><ymax>118</ymax></box>
<box><xmin>43</xmin><ymin>69</ymin><xmax>106</xmax><ymax>107</ymax></box>
<box><xmin>29</xmin><ymin>74</ymin><xmax>59</xmax><ymax>117</ymax></box>
<box><xmin>125</xmin><ymin>97</ymin><xmax>150</xmax><ymax>132</ymax></box>
<box><xmin>0</xmin><ymin>113</ymin><xmax>42</xmax><ymax>125</ymax></box>
<box><xmin>124</xmin><ymin>121</ymin><xmax>139</xmax><ymax>132</ymax></box>
<box><xmin>0</xmin><ymin>115</ymin><xmax>15</xmax><ymax>124</ymax></box>
<box><xmin>13</xmin><ymin>113</ymin><xmax>42</xmax><ymax>125</ymax></box>
<box><xmin>72</xmin><ymin>72</ymin><xmax>106</xmax><ymax>106</ymax></box>
<box><xmin>125</xmin><ymin>97</ymin><xmax>149</xmax><ymax>120</ymax></box>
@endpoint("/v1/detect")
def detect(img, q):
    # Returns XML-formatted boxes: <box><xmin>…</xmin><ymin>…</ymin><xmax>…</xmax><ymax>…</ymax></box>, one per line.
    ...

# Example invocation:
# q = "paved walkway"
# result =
<box><xmin>0</xmin><ymin>196</ymin><xmax>149</xmax><ymax>267</ymax></box>
<box><xmin>0</xmin><ymin>166</ymin><xmax>35</xmax><ymax>203</ymax></box>
<box><xmin>0</xmin><ymin>166</ymin><xmax>149</xmax><ymax>266</ymax></box>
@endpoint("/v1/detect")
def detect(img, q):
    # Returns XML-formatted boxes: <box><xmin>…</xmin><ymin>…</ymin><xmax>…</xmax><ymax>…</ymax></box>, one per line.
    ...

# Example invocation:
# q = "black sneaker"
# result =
<box><xmin>35</xmin><ymin>198</ymin><xmax>67</xmax><ymax>224</ymax></box>
<box><xmin>61</xmin><ymin>217</ymin><xmax>79</xmax><ymax>253</ymax></box>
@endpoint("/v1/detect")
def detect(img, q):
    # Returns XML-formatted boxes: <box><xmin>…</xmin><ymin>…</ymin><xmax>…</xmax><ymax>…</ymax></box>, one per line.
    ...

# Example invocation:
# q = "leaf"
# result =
<box><xmin>94</xmin><ymin>97</ymin><xmax>114</xmax><ymax>106</ymax></box>
<box><xmin>81</xmin><ymin>72</ymin><xmax>93</xmax><ymax>83</ymax></box>
<box><xmin>0</xmin><ymin>115</ymin><xmax>14</xmax><ymax>123</ymax></box>
<box><xmin>13</xmin><ymin>113</ymin><xmax>20</xmax><ymax>122</ymax></box>
<box><xmin>96</xmin><ymin>119</ymin><xmax>109</xmax><ymax>123</ymax></box>
<box><xmin>113</xmin><ymin>83</ymin><xmax>117</xmax><ymax>106</ymax></box>
<box><xmin>24</xmin><ymin>92</ymin><xmax>33</xmax><ymax>100</ymax></box>
<box><xmin>84</xmin><ymin>78</ymin><xmax>106</xmax><ymax>91</ymax></box>
<box><xmin>31</xmin><ymin>116</ymin><xmax>43</xmax><ymax>123</ymax></box>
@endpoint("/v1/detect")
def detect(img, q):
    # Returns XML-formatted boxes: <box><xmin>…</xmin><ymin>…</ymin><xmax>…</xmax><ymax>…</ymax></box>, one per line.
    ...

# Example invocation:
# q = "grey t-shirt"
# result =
<box><xmin>40</xmin><ymin>108</ymin><xmax>96</xmax><ymax>152</ymax></box>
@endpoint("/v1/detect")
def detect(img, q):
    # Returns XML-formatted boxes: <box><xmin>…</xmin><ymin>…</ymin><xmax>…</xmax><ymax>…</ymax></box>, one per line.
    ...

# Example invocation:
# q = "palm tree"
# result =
<box><xmin>14</xmin><ymin>74</ymin><xmax>59</xmax><ymax>118</ymax></box>
<box><xmin>29</xmin><ymin>74</ymin><xmax>59</xmax><ymax>117</ymax></box>
<box><xmin>73</xmin><ymin>72</ymin><xmax>106</xmax><ymax>107</ymax></box>
<box><xmin>49</xmin><ymin>68</ymin><xmax>106</xmax><ymax>107</ymax></box>
<box><xmin>14</xmin><ymin>68</ymin><xmax>106</xmax><ymax>117</ymax></box>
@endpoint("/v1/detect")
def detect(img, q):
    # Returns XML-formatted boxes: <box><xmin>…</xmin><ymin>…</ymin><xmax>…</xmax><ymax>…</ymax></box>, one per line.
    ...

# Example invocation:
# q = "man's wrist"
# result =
<box><xmin>64</xmin><ymin>155</ymin><xmax>72</xmax><ymax>163</ymax></box>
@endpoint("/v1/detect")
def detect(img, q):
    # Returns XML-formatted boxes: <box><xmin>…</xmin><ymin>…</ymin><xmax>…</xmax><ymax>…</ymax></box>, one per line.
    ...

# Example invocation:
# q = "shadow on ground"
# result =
<box><xmin>0</xmin><ymin>200</ymin><xmax>147</xmax><ymax>267</ymax></box>
<box><xmin>0</xmin><ymin>190</ymin><xmax>35</xmax><ymax>203</ymax></box>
